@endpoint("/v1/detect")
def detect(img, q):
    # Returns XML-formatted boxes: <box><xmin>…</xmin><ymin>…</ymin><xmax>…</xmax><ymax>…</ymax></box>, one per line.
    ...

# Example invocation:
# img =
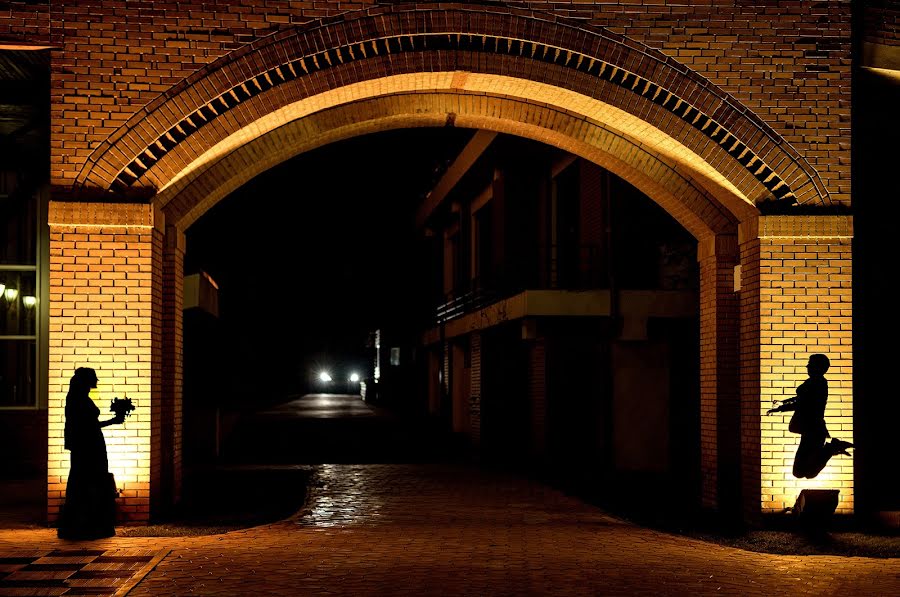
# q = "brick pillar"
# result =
<box><xmin>442</xmin><ymin>341</ymin><xmax>450</xmax><ymax>405</ymax></box>
<box><xmin>527</xmin><ymin>336</ymin><xmax>548</xmax><ymax>460</ymax></box>
<box><xmin>451</xmin><ymin>341</ymin><xmax>469</xmax><ymax>433</ymax></box>
<box><xmin>740</xmin><ymin>216</ymin><xmax>853</xmax><ymax>518</ymax></box>
<box><xmin>160</xmin><ymin>225</ymin><xmax>185</xmax><ymax>512</ymax></box>
<box><xmin>427</xmin><ymin>348</ymin><xmax>441</xmax><ymax>416</ymax></box>
<box><xmin>47</xmin><ymin>202</ymin><xmax>164</xmax><ymax>525</ymax></box>
<box><xmin>698</xmin><ymin>234</ymin><xmax>741</xmax><ymax>516</ymax></box>
<box><xmin>469</xmin><ymin>332</ymin><xmax>482</xmax><ymax>447</ymax></box>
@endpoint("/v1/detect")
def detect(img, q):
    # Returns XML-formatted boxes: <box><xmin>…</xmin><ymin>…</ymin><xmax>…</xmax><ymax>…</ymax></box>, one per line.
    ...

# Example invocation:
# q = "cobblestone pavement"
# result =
<box><xmin>1</xmin><ymin>462</ymin><xmax>898</xmax><ymax>596</ymax></box>
<box><xmin>0</xmin><ymin>547</ymin><xmax>168</xmax><ymax>596</ymax></box>
<box><xmin>4</xmin><ymin>396</ymin><xmax>898</xmax><ymax>595</ymax></box>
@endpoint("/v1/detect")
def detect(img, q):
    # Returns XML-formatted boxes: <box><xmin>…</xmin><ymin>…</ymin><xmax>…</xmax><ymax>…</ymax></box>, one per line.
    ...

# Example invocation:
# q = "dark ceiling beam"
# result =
<box><xmin>416</xmin><ymin>130</ymin><xmax>497</xmax><ymax>229</ymax></box>
<box><xmin>551</xmin><ymin>153</ymin><xmax>577</xmax><ymax>178</ymax></box>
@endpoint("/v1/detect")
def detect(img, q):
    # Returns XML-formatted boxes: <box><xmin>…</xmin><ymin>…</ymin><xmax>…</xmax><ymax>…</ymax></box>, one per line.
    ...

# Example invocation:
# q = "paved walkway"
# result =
<box><xmin>2</xmin><ymin>395</ymin><xmax>898</xmax><ymax>595</ymax></box>
<box><xmin>1</xmin><ymin>462</ymin><xmax>898</xmax><ymax>596</ymax></box>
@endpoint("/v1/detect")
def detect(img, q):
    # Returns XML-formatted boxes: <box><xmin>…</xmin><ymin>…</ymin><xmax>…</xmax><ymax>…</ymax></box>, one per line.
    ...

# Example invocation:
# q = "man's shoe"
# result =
<box><xmin>830</xmin><ymin>439</ymin><xmax>854</xmax><ymax>456</ymax></box>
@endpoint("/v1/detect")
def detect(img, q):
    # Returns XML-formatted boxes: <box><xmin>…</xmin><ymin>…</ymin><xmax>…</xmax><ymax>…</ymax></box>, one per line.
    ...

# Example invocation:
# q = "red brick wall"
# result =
<box><xmin>0</xmin><ymin>1</ymin><xmax>50</xmax><ymax>45</ymax></box>
<box><xmin>740</xmin><ymin>216</ymin><xmax>853</xmax><ymax>516</ymax></box>
<box><xmin>739</xmin><ymin>231</ymin><xmax>762</xmax><ymax>519</ymax></box>
<box><xmin>442</xmin><ymin>341</ymin><xmax>450</xmax><ymax>405</ymax></box>
<box><xmin>864</xmin><ymin>1</ymin><xmax>900</xmax><ymax>46</ymax></box>
<box><xmin>570</xmin><ymin>0</ymin><xmax>851</xmax><ymax>204</ymax></box>
<box><xmin>8</xmin><ymin>1</ymin><xmax>845</xmax><ymax>205</ymax></box>
<box><xmin>427</xmin><ymin>347</ymin><xmax>440</xmax><ymax>416</ymax></box>
<box><xmin>7</xmin><ymin>1</ymin><xmax>856</xmax><ymax>522</ymax></box>
<box><xmin>47</xmin><ymin>202</ymin><xmax>164</xmax><ymax>524</ymax></box>
<box><xmin>698</xmin><ymin>235</ymin><xmax>740</xmax><ymax>513</ymax></box>
<box><xmin>469</xmin><ymin>332</ymin><xmax>481</xmax><ymax>447</ymax></box>
<box><xmin>161</xmin><ymin>227</ymin><xmax>185</xmax><ymax>510</ymax></box>
<box><xmin>527</xmin><ymin>337</ymin><xmax>547</xmax><ymax>459</ymax></box>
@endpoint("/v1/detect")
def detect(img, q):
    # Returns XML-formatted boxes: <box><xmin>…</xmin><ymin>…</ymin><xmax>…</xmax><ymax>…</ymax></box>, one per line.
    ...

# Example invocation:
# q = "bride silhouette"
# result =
<box><xmin>767</xmin><ymin>354</ymin><xmax>853</xmax><ymax>479</ymax></box>
<box><xmin>57</xmin><ymin>367</ymin><xmax>125</xmax><ymax>540</ymax></box>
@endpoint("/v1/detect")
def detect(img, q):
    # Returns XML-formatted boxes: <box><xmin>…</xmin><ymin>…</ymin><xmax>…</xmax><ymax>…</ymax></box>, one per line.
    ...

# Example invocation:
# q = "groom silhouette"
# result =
<box><xmin>767</xmin><ymin>354</ymin><xmax>853</xmax><ymax>479</ymax></box>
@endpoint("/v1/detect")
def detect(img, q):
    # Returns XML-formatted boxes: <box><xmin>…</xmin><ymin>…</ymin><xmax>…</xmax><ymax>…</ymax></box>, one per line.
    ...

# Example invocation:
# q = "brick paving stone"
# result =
<box><xmin>1</xmin><ymin>463</ymin><xmax>899</xmax><ymax>595</ymax></box>
<box><xmin>0</xmin><ymin>549</ymin><xmax>165</xmax><ymax>597</ymax></box>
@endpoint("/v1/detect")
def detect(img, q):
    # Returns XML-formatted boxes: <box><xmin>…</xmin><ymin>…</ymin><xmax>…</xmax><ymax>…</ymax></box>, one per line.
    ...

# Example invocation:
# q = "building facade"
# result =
<box><xmin>417</xmin><ymin>135</ymin><xmax>704</xmax><ymax>512</ymax></box>
<box><xmin>0</xmin><ymin>0</ymin><xmax>895</xmax><ymax>524</ymax></box>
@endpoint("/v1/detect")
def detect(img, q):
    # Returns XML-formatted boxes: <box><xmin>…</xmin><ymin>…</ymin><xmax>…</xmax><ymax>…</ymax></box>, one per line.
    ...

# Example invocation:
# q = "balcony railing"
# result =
<box><xmin>434</xmin><ymin>286</ymin><xmax>502</xmax><ymax>324</ymax></box>
<box><xmin>434</xmin><ymin>244</ymin><xmax>604</xmax><ymax>324</ymax></box>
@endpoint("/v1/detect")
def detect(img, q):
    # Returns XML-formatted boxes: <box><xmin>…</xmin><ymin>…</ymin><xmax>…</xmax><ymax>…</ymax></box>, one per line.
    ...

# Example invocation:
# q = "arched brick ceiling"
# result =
<box><xmin>156</xmin><ymin>85</ymin><xmax>744</xmax><ymax>240</ymax></box>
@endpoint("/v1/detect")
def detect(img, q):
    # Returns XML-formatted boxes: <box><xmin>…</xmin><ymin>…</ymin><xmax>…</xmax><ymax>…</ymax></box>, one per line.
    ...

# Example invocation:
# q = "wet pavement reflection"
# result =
<box><xmin>258</xmin><ymin>394</ymin><xmax>380</xmax><ymax>419</ymax></box>
<box><xmin>298</xmin><ymin>463</ymin><xmax>619</xmax><ymax>530</ymax></box>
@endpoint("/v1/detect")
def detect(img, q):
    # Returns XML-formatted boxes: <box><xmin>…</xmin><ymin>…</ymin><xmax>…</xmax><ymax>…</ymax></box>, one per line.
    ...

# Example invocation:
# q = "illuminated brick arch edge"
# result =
<box><xmin>78</xmin><ymin>6</ymin><xmax>830</xmax><ymax>208</ymax></box>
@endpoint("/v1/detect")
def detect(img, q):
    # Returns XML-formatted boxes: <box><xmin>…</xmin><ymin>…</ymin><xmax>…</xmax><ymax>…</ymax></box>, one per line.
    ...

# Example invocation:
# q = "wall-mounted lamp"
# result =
<box><xmin>0</xmin><ymin>282</ymin><xmax>5</xmax><ymax>296</ymax></box>
<box><xmin>23</xmin><ymin>295</ymin><xmax>36</xmax><ymax>309</ymax></box>
<box><xmin>3</xmin><ymin>287</ymin><xmax>18</xmax><ymax>303</ymax></box>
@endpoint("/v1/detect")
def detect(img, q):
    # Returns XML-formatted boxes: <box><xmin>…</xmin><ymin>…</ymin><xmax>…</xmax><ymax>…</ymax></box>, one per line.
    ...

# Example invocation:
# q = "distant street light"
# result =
<box><xmin>319</xmin><ymin>371</ymin><xmax>332</xmax><ymax>382</ymax></box>
<box><xmin>349</xmin><ymin>372</ymin><xmax>360</xmax><ymax>383</ymax></box>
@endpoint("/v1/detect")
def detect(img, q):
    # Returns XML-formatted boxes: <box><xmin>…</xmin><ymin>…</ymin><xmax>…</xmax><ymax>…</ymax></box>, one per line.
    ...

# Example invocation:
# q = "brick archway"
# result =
<box><xmin>46</xmin><ymin>3</ymin><xmax>853</xmax><ymax>524</ymax></box>
<box><xmin>73</xmin><ymin>3</ymin><xmax>829</xmax><ymax>212</ymax></box>
<box><xmin>156</xmin><ymin>82</ymin><xmax>744</xmax><ymax>238</ymax></box>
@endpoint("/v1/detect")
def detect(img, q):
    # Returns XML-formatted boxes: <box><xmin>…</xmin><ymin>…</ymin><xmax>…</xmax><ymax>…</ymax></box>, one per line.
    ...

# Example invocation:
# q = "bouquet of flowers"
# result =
<box><xmin>110</xmin><ymin>397</ymin><xmax>136</xmax><ymax>419</ymax></box>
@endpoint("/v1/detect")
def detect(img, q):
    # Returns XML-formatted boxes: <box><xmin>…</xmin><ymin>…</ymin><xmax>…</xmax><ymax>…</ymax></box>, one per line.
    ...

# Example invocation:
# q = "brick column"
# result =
<box><xmin>427</xmin><ymin>348</ymin><xmax>441</xmax><ymax>416</ymax></box>
<box><xmin>527</xmin><ymin>336</ymin><xmax>548</xmax><ymax>460</ymax></box>
<box><xmin>468</xmin><ymin>333</ymin><xmax>482</xmax><ymax>447</ymax></box>
<box><xmin>160</xmin><ymin>225</ymin><xmax>185</xmax><ymax>513</ymax></box>
<box><xmin>698</xmin><ymin>234</ymin><xmax>741</xmax><ymax>516</ymax></box>
<box><xmin>47</xmin><ymin>202</ymin><xmax>164</xmax><ymax>524</ymax></box>
<box><xmin>442</xmin><ymin>341</ymin><xmax>450</xmax><ymax>407</ymax></box>
<box><xmin>740</xmin><ymin>216</ymin><xmax>853</xmax><ymax>517</ymax></box>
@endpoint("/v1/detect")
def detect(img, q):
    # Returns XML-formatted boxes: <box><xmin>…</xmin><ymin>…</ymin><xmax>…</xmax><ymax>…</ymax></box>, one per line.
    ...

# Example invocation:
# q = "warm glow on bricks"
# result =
<box><xmin>47</xmin><ymin>202</ymin><xmax>163</xmax><ymax>524</ymax></box>
<box><xmin>30</xmin><ymin>2</ymin><xmax>853</xmax><ymax>526</ymax></box>
<box><xmin>741</xmin><ymin>216</ymin><xmax>854</xmax><ymax>515</ymax></box>
<box><xmin>160</xmin><ymin>89</ymin><xmax>742</xmax><ymax>241</ymax></box>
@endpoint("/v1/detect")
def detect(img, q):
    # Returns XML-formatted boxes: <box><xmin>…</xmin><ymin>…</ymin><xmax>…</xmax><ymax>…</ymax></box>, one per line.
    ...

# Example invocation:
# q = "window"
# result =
<box><xmin>0</xmin><ymin>49</ymin><xmax>49</xmax><ymax>409</ymax></box>
<box><xmin>0</xmin><ymin>181</ymin><xmax>42</xmax><ymax>408</ymax></box>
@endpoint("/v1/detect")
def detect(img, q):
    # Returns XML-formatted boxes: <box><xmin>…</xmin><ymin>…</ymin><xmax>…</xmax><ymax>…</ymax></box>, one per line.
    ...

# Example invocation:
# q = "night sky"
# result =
<box><xmin>184</xmin><ymin>127</ymin><xmax>473</xmax><ymax>396</ymax></box>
